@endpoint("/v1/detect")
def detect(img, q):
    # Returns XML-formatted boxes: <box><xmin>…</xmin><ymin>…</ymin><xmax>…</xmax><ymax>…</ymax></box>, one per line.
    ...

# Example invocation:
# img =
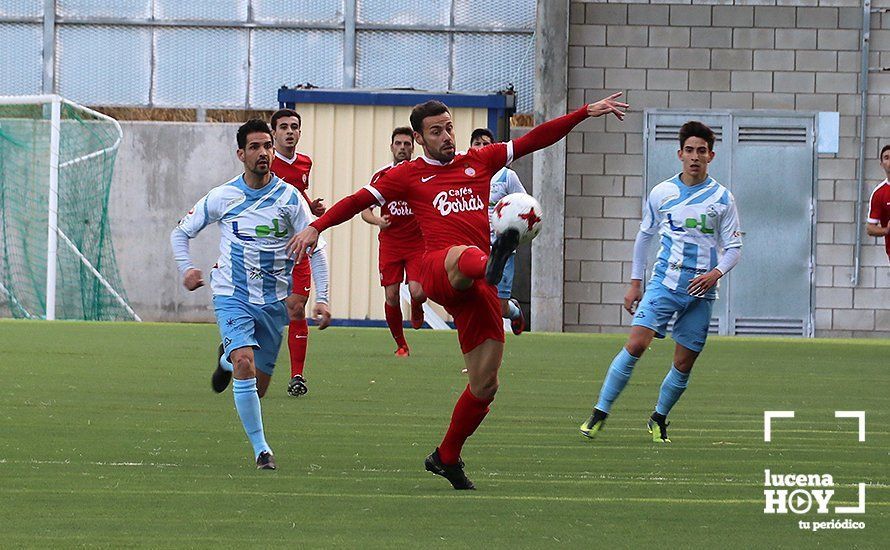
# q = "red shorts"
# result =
<box><xmin>420</xmin><ymin>248</ymin><xmax>504</xmax><ymax>354</ymax></box>
<box><xmin>291</xmin><ymin>258</ymin><xmax>311</xmax><ymax>297</ymax></box>
<box><xmin>379</xmin><ymin>244</ymin><xmax>423</xmax><ymax>287</ymax></box>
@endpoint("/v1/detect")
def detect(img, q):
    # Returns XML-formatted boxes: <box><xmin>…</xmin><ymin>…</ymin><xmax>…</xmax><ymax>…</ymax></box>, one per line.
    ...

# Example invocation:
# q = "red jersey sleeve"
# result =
<box><xmin>472</xmin><ymin>142</ymin><xmax>512</xmax><ymax>173</ymax></box>
<box><xmin>868</xmin><ymin>183</ymin><xmax>885</xmax><ymax>224</ymax></box>
<box><xmin>364</xmin><ymin>165</ymin><xmax>407</xmax><ymax>205</ymax></box>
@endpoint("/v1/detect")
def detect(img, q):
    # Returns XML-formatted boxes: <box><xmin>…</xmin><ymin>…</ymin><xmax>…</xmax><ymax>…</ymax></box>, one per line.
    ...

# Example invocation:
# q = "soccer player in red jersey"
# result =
<box><xmin>288</xmin><ymin>93</ymin><xmax>628</xmax><ymax>489</ymax></box>
<box><xmin>360</xmin><ymin>127</ymin><xmax>427</xmax><ymax>356</ymax></box>
<box><xmin>866</xmin><ymin>144</ymin><xmax>890</xmax><ymax>263</ymax></box>
<box><xmin>270</xmin><ymin>109</ymin><xmax>332</xmax><ymax>398</ymax></box>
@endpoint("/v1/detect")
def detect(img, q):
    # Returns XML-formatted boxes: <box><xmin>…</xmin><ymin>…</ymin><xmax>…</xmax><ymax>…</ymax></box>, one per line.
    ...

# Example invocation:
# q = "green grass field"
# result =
<box><xmin>0</xmin><ymin>320</ymin><xmax>886</xmax><ymax>548</ymax></box>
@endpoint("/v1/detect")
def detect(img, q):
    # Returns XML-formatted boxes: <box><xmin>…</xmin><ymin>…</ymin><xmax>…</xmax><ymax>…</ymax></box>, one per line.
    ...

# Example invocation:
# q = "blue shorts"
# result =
<box><xmin>213</xmin><ymin>295</ymin><xmax>288</xmax><ymax>376</ymax></box>
<box><xmin>631</xmin><ymin>282</ymin><xmax>714</xmax><ymax>353</ymax></box>
<box><xmin>496</xmin><ymin>254</ymin><xmax>515</xmax><ymax>299</ymax></box>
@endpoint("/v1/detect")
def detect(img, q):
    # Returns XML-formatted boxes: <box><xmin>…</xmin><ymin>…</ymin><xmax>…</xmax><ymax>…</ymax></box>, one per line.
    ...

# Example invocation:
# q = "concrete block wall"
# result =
<box><xmin>566</xmin><ymin>0</ymin><xmax>890</xmax><ymax>337</ymax></box>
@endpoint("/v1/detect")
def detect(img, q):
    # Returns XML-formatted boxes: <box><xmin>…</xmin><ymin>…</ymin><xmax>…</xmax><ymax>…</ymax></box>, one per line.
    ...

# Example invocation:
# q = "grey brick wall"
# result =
<box><xmin>566</xmin><ymin>0</ymin><xmax>890</xmax><ymax>337</ymax></box>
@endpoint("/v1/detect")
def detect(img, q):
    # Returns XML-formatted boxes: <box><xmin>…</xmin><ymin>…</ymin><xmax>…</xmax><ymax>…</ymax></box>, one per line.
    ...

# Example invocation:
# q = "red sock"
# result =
<box><xmin>457</xmin><ymin>247</ymin><xmax>488</xmax><ymax>280</ymax></box>
<box><xmin>384</xmin><ymin>303</ymin><xmax>408</xmax><ymax>348</ymax></box>
<box><xmin>410</xmin><ymin>299</ymin><xmax>424</xmax><ymax>329</ymax></box>
<box><xmin>438</xmin><ymin>385</ymin><xmax>494</xmax><ymax>465</ymax></box>
<box><xmin>288</xmin><ymin>319</ymin><xmax>308</xmax><ymax>377</ymax></box>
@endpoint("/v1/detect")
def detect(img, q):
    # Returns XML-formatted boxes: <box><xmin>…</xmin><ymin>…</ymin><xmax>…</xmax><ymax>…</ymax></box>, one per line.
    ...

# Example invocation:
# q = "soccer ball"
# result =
<box><xmin>491</xmin><ymin>193</ymin><xmax>543</xmax><ymax>245</ymax></box>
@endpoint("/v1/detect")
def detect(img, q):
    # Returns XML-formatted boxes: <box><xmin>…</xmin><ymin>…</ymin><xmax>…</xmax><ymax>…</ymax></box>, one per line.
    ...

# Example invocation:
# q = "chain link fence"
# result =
<box><xmin>0</xmin><ymin>0</ymin><xmax>535</xmax><ymax>112</ymax></box>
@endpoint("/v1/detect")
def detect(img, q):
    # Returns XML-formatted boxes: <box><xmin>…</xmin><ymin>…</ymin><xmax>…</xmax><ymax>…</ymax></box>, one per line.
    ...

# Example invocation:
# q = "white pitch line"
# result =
<box><xmin>0</xmin><ymin>459</ymin><xmax>180</xmax><ymax>468</ymax></box>
<box><xmin>5</xmin><ymin>487</ymin><xmax>889</xmax><ymax>507</ymax></box>
<box><xmin>3</xmin><ymin>459</ymin><xmax>885</xmax><ymax>490</ymax></box>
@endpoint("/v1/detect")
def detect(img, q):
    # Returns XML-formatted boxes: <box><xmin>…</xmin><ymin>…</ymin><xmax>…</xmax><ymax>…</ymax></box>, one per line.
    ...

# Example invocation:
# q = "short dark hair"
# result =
<box><xmin>270</xmin><ymin>108</ymin><xmax>301</xmax><ymax>131</ymax></box>
<box><xmin>470</xmin><ymin>128</ymin><xmax>494</xmax><ymax>144</ymax></box>
<box><xmin>881</xmin><ymin>144</ymin><xmax>890</xmax><ymax>158</ymax></box>
<box><xmin>237</xmin><ymin>119</ymin><xmax>272</xmax><ymax>149</ymax></box>
<box><xmin>678</xmin><ymin>120</ymin><xmax>715</xmax><ymax>151</ymax></box>
<box><xmin>410</xmin><ymin>100</ymin><xmax>450</xmax><ymax>133</ymax></box>
<box><xmin>391</xmin><ymin>126</ymin><xmax>413</xmax><ymax>143</ymax></box>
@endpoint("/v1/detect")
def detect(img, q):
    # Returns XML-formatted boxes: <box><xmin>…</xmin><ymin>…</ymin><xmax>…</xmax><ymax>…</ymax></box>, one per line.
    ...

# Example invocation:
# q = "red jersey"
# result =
<box><xmin>271</xmin><ymin>150</ymin><xmax>312</xmax><ymax>191</ymax></box>
<box><xmin>364</xmin><ymin>143</ymin><xmax>512</xmax><ymax>254</ymax></box>
<box><xmin>368</xmin><ymin>163</ymin><xmax>424</xmax><ymax>253</ymax></box>
<box><xmin>868</xmin><ymin>179</ymin><xmax>890</xmax><ymax>258</ymax></box>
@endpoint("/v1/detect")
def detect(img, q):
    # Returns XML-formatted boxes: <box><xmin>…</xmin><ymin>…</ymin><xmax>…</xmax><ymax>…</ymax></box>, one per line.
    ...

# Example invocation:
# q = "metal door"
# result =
<box><xmin>729</xmin><ymin>115</ymin><xmax>815</xmax><ymax>336</ymax></box>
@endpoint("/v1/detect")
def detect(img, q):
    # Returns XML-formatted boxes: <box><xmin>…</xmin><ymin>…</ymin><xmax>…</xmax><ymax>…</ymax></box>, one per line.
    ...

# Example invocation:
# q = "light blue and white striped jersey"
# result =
<box><xmin>641</xmin><ymin>174</ymin><xmax>742</xmax><ymax>299</ymax></box>
<box><xmin>176</xmin><ymin>174</ymin><xmax>323</xmax><ymax>304</ymax></box>
<box><xmin>488</xmin><ymin>167</ymin><xmax>527</xmax><ymax>243</ymax></box>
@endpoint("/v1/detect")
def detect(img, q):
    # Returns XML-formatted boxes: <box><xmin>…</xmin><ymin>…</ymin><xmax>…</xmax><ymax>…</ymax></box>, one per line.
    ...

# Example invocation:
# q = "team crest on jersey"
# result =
<box><xmin>465</xmin><ymin>167</ymin><xmax>476</xmax><ymax>177</ymax></box>
<box><xmin>706</xmin><ymin>204</ymin><xmax>718</xmax><ymax>218</ymax></box>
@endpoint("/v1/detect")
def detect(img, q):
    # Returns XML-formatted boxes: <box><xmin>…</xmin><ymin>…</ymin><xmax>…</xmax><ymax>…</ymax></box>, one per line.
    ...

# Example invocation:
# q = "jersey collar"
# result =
<box><xmin>672</xmin><ymin>173</ymin><xmax>713</xmax><ymax>190</ymax></box>
<box><xmin>420</xmin><ymin>154</ymin><xmax>455</xmax><ymax>166</ymax></box>
<box><xmin>236</xmin><ymin>174</ymin><xmax>281</xmax><ymax>196</ymax></box>
<box><xmin>274</xmin><ymin>150</ymin><xmax>298</xmax><ymax>164</ymax></box>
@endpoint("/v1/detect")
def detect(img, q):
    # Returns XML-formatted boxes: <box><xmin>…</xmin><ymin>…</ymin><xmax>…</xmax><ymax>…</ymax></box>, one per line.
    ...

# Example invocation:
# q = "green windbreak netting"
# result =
<box><xmin>0</xmin><ymin>99</ymin><xmax>134</xmax><ymax>320</ymax></box>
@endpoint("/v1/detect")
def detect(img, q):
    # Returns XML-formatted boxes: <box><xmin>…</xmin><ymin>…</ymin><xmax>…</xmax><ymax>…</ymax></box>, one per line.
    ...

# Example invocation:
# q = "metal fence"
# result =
<box><xmin>0</xmin><ymin>0</ymin><xmax>536</xmax><ymax>111</ymax></box>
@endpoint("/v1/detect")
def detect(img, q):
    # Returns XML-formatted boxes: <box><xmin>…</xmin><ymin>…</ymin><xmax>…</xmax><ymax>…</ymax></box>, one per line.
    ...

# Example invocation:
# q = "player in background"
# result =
<box><xmin>470</xmin><ymin>127</ymin><xmax>528</xmax><ymax>335</ymax></box>
<box><xmin>287</xmin><ymin>93</ymin><xmax>628</xmax><ymax>489</ymax></box>
<box><xmin>866</xmin><ymin>144</ymin><xmax>890</xmax><ymax>263</ymax></box>
<box><xmin>170</xmin><ymin>119</ymin><xmax>312</xmax><ymax>469</ymax></box>
<box><xmin>579</xmin><ymin>121</ymin><xmax>742</xmax><ymax>443</ymax></box>
<box><xmin>360</xmin><ymin>127</ymin><xmax>427</xmax><ymax>356</ymax></box>
<box><xmin>270</xmin><ymin>108</ymin><xmax>331</xmax><ymax>398</ymax></box>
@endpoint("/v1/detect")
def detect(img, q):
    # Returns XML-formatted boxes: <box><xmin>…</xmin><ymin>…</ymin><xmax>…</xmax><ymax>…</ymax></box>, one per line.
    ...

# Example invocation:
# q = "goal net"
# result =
<box><xmin>0</xmin><ymin>95</ymin><xmax>139</xmax><ymax>321</ymax></box>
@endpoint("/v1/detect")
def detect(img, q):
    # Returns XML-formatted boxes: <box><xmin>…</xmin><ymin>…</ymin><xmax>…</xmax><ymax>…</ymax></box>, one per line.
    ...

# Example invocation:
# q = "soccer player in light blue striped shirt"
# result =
<box><xmin>170</xmin><ymin>119</ymin><xmax>320</xmax><ymax>469</ymax></box>
<box><xmin>580</xmin><ymin>121</ymin><xmax>742</xmax><ymax>443</ymax></box>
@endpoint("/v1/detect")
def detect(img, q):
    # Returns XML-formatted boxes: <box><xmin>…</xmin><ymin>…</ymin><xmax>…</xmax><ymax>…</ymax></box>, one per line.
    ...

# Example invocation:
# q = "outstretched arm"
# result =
<box><xmin>512</xmin><ymin>92</ymin><xmax>628</xmax><ymax>160</ymax></box>
<box><xmin>286</xmin><ymin>187</ymin><xmax>379</xmax><ymax>263</ymax></box>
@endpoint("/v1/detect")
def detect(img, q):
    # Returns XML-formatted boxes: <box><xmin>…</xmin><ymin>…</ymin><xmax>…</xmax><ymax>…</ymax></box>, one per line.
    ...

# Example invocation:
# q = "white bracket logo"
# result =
<box><xmin>763</xmin><ymin>410</ymin><xmax>867</xmax><ymax>517</ymax></box>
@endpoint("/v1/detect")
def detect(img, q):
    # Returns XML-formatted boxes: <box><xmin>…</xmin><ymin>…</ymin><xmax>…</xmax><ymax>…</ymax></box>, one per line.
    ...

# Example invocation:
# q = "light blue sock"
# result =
<box><xmin>232</xmin><ymin>378</ymin><xmax>271</xmax><ymax>458</ymax></box>
<box><xmin>595</xmin><ymin>348</ymin><xmax>640</xmax><ymax>413</ymax></box>
<box><xmin>507</xmin><ymin>300</ymin><xmax>522</xmax><ymax>320</ymax></box>
<box><xmin>219</xmin><ymin>353</ymin><xmax>233</xmax><ymax>373</ymax></box>
<box><xmin>655</xmin><ymin>365</ymin><xmax>690</xmax><ymax>416</ymax></box>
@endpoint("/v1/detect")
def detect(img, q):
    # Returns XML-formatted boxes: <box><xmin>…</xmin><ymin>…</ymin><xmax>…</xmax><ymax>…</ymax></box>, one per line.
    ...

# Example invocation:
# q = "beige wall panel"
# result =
<box><xmin>288</xmin><ymin>103</ymin><xmax>487</xmax><ymax>321</ymax></box>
